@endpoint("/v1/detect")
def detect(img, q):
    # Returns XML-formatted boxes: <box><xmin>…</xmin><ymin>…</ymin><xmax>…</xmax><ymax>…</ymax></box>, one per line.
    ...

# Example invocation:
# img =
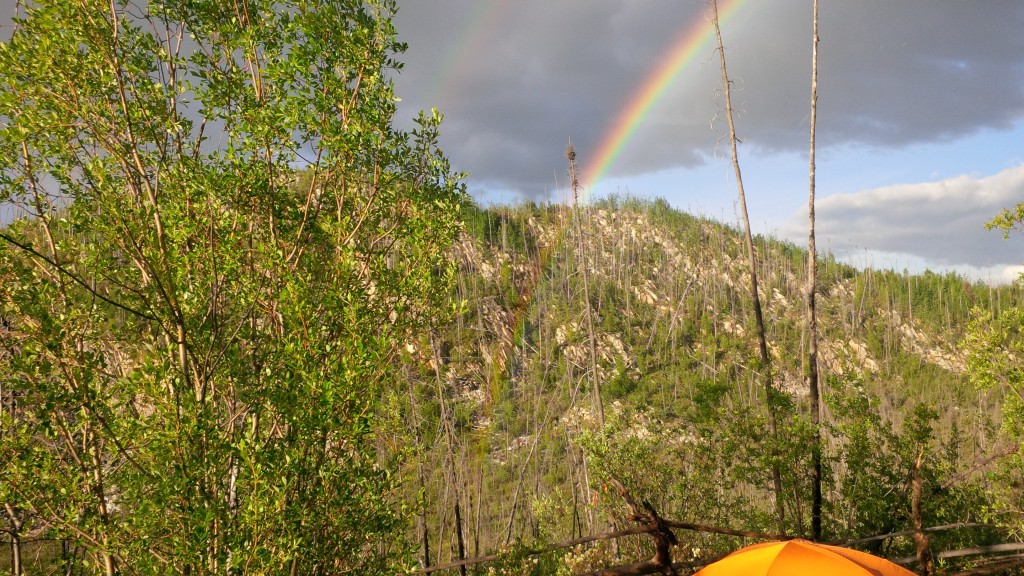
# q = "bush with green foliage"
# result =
<box><xmin>0</xmin><ymin>1</ymin><xmax>464</xmax><ymax>574</ymax></box>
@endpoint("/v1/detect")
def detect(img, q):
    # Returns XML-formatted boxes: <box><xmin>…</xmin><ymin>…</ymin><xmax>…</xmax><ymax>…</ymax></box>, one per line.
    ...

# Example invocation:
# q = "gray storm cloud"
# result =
<box><xmin>392</xmin><ymin>1</ymin><xmax>1024</xmax><ymax>196</ymax></box>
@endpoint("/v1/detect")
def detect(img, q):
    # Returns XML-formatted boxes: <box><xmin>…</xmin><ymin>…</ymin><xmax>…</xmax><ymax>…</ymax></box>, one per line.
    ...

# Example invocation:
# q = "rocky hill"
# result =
<box><xmin>396</xmin><ymin>197</ymin><xmax>1023</xmax><ymax>571</ymax></box>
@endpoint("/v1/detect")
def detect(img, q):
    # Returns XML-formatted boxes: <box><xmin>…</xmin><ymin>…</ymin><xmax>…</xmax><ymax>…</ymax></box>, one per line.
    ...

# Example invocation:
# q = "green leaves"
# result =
<box><xmin>986</xmin><ymin>202</ymin><xmax>1024</xmax><ymax>241</ymax></box>
<box><xmin>965</xmin><ymin>306</ymin><xmax>1024</xmax><ymax>439</ymax></box>
<box><xmin>1</xmin><ymin>1</ymin><xmax>463</xmax><ymax>574</ymax></box>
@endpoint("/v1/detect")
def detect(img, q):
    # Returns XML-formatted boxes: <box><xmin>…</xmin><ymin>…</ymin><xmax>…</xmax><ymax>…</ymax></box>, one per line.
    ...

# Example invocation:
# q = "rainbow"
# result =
<box><xmin>437</xmin><ymin>2</ymin><xmax>751</xmax><ymax>417</ymax></box>
<box><xmin>582</xmin><ymin>0</ymin><xmax>748</xmax><ymax>195</ymax></box>
<box><xmin>423</xmin><ymin>1</ymin><xmax>512</xmax><ymax>110</ymax></box>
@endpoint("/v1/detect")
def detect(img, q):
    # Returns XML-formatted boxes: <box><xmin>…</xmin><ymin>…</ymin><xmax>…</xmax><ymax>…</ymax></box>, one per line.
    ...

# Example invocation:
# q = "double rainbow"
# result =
<box><xmin>422</xmin><ymin>1</ymin><xmax>749</xmax><ymax>414</ymax></box>
<box><xmin>427</xmin><ymin>0</ymin><xmax>748</xmax><ymax>199</ymax></box>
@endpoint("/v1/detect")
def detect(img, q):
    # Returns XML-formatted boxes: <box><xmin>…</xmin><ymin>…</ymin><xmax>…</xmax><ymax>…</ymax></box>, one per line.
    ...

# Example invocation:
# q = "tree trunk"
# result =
<box><xmin>912</xmin><ymin>452</ymin><xmax>934</xmax><ymax>576</ymax></box>
<box><xmin>4</xmin><ymin>504</ymin><xmax>23</xmax><ymax>576</ymax></box>
<box><xmin>710</xmin><ymin>0</ymin><xmax>786</xmax><ymax>533</ymax></box>
<box><xmin>807</xmin><ymin>0</ymin><xmax>823</xmax><ymax>542</ymax></box>
<box><xmin>567</xmin><ymin>143</ymin><xmax>606</xmax><ymax>429</ymax></box>
<box><xmin>455</xmin><ymin>500</ymin><xmax>468</xmax><ymax>576</ymax></box>
<box><xmin>419</xmin><ymin>469</ymin><xmax>431</xmax><ymax>570</ymax></box>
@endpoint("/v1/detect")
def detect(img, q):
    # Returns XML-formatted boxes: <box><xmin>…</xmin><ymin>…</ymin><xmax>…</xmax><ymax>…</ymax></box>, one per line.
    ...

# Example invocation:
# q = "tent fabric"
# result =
<box><xmin>692</xmin><ymin>539</ymin><xmax>917</xmax><ymax>576</ymax></box>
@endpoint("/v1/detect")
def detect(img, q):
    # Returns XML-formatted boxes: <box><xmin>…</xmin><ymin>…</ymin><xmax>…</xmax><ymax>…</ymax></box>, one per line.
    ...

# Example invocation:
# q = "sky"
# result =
<box><xmin>1</xmin><ymin>1</ymin><xmax>1022</xmax><ymax>282</ymax></box>
<box><xmin>389</xmin><ymin>0</ymin><xmax>1024</xmax><ymax>282</ymax></box>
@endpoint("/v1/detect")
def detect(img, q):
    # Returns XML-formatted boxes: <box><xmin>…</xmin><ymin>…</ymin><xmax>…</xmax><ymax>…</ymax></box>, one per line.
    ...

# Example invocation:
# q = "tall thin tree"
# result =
<box><xmin>567</xmin><ymin>142</ymin><xmax>606</xmax><ymax>429</ymax></box>
<box><xmin>710</xmin><ymin>0</ymin><xmax>786</xmax><ymax>532</ymax></box>
<box><xmin>807</xmin><ymin>0</ymin><xmax>824</xmax><ymax>542</ymax></box>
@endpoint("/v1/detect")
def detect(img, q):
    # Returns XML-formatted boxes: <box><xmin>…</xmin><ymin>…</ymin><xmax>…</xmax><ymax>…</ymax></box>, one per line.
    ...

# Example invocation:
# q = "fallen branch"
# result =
<box><xmin>404</xmin><ymin>489</ymin><xmax>995</xmax><ymax>576</ymax></box>
<box><xmin>844</xmin><ymin>523</ymin><xmax>989</xmax><ymax>546</ymax></box>
<box><xmin>894</xmin><ymin>542</ymin><xmax>1024</xmax><ymax>565</ymax></box>
<box><xmin>608</xmin><ymin>478</ymin><xmax>678</xmax><ymax>575</ymax></box>
<box><xmin>579</xmin><ymin>560</ymin><xmax>674</xmax><ymax>576</ymax></box>
<box><xmin>406</xmin><ymin>526</ymin><xmax>652</xmax><ymax>575</ymax></box>
<box><xmin>666</xmin><ymin>520</ymin><xmax>790</xmax><ymax>542</ymax></box>
<box><xmin>948</xmin><ymin>553</ymin><xmax>1024</xmax><ymax>576</ymax></box>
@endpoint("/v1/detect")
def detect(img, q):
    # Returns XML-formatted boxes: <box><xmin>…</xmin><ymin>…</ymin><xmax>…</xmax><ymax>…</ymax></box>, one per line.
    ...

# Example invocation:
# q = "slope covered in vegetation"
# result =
<box><xmin>2</xmin><ymin>1</ymin><xmax>1022</xmax><ymax>574</ymax></box>
<box><xmin>396</xmin><ymin>197</ymin><xmax>1024</xmax><ymax>573</ymax></box>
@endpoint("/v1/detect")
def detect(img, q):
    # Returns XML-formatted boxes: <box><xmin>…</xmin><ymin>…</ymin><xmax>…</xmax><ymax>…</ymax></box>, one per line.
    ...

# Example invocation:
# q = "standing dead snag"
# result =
<box><xmin>709</xmin><ymin>0</ymin><xmax>786</xmax><ymax>533</ymax></box>
<box><xmin>807</xmin><ymin>0</ymin><xmax>823</xmax><ymax>542</ymax></box>
<box><xmin>567</xmin><ymin>142</ymin><xmax>606</xmax><ymax>429</ymax></box>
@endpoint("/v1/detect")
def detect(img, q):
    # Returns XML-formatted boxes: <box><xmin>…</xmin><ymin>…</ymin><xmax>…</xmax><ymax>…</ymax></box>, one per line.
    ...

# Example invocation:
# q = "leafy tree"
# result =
<box><xmin>965</xmin><ymin>307</ymin><xmax>1024</xmax><ymax>438</ymax></box>
<box><xmin>0</xmin><ymin>1</ymin><xmax>464</xmax><ymax>574</ymax></box>
<box><xmin>987</xmin><ymin>202</ymin><xmax>1024</xmax><ymax>242</ymax></box>
<box><xmin>970</xmin><ymin>204</ymin><xmax>1024</xmax><ymax>437</ymax></box>
<box><xmin>960</xmin><ymin>205</ymin><xmax>1024</xmax><ymax>539</ymax></box>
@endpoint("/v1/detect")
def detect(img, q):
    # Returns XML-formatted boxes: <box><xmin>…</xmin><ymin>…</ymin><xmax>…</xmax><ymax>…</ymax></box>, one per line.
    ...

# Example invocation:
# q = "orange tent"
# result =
<box><xmin>692</xmin><ymin>539</ymin><xmax>917</xmax><ymax>576</ymax></box>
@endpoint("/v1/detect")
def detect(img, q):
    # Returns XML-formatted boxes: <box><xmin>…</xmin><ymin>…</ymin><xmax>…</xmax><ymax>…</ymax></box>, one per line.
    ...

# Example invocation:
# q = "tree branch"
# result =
<box><xmin>0</xmin><ymin>232</ymin><xmax>159</xmax><ymax>322</ymax></box>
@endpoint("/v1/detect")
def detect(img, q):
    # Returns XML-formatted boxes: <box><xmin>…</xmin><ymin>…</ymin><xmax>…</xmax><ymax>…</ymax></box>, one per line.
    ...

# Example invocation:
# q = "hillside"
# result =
<box><xmin>396</xmin><ymin>197</ymin><xmax>1024</xmax><ymax>573</ymax></box>
<box><xmin>5</xmin><ymin>194</ymin><xmax>1022</xmax><ymax>575</ymax></box>
<box><xmin>3</xmin><ymin>3</ymin><xmax>1022</xmax><ymax>574</ymax></box>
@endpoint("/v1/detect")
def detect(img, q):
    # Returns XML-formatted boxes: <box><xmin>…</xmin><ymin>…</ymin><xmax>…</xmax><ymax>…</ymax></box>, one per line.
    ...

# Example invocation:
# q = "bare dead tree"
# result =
<box><xmin>709</xmin><ymin>0</ymin><xmax>786</xmax><ymax>532</ymax></box>
<box><xmin>807</xmin><ymin>0</ymin><xmax>823</xmax><ymax>542</ymax></box>
<box><xmin>567</xmin><ymin>142</ymin><xmax>605</xmax><ymax>429</ymax></box>
<box><xmin>454</xmin><ymin>499</ymin><xmax>468</xmax><ymax>576</ymax></box>
<box><xmin>431</xmin><ymin>334</ymin><xmax>467</xmax><ymax>573</ymax></box>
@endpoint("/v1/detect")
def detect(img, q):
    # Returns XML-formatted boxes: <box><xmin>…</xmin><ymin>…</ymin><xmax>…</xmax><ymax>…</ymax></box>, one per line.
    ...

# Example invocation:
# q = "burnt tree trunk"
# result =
<box><xmin>807</xmin><ymin>0</ymin><xmax>823</xmax><ymax>542</ymax></box>
<box><xmin>710</xmin><ymin>0</ymin><xmax>786</xmax><ymax>533</ymax></box>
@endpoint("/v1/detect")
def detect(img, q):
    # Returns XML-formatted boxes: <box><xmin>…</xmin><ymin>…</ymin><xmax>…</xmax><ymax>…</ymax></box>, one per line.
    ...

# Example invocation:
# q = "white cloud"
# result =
<box><xmin>781</xmin><ymin>164</ymin><xmax>1024</xmax><ymax>275</ymax></box>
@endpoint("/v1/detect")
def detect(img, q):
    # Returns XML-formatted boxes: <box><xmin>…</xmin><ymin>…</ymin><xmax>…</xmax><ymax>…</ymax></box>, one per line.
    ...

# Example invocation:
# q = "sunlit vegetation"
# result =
<box><xmin>396</xmin><ymin>196</ymin><xmax>1024</xmax><ymax>573</ymax></box>
<box><xmin>2</xmin><ymin>1</ymin><xmax>1024</xmax><ymax>575</ymax></box>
